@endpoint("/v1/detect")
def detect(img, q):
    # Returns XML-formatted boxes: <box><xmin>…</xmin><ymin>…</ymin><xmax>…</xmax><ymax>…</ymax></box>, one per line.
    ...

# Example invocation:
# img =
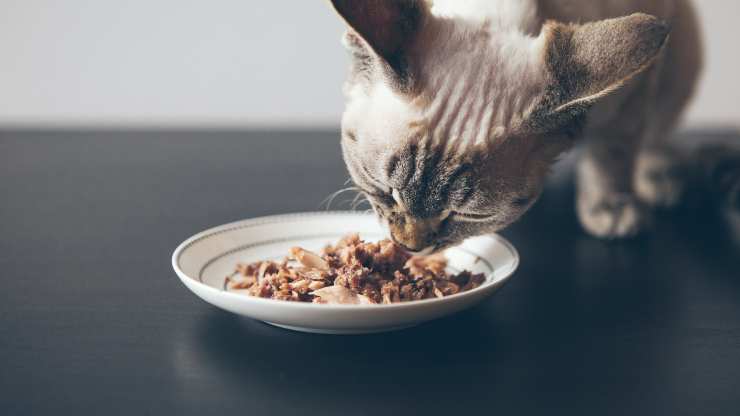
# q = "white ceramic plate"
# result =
<box><xmin>172</xmin><ymin>212</ymin><xmax>519</xmax><ymax>334</ymax></box>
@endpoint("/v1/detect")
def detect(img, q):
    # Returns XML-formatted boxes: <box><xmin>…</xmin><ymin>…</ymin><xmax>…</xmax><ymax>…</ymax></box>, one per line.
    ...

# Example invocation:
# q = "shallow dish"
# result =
<box><xmin>171</xmin><ymin>212</ymin><xmax>519</xmax><ymax>334</ymax></box>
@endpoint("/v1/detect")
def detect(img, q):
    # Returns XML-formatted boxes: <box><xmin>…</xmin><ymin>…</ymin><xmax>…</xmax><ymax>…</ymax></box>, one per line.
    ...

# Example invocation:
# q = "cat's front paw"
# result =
<box><xmin>634</xmin><ymin>150</ymin><xmax>686</xmax><ymax>209</ymax></box>
<box><xmin>577</xmin><ymin>192</ymin><xmax>649</xmax><ymax>239</ymax></box>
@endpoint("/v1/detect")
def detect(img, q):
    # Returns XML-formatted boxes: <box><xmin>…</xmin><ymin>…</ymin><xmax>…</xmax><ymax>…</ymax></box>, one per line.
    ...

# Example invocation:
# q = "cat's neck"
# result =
<box><xmin>430</xmin><ymin>0</ymin><xmax>541</xmax><ymax>34</ymax></box>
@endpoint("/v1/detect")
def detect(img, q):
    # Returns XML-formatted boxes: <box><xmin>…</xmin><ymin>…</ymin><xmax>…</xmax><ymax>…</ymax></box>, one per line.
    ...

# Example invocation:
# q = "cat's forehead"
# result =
<box><xmin>343</xmin><ymin>20</ymin><xmax>547</xmax><ymax>146</ymax></box>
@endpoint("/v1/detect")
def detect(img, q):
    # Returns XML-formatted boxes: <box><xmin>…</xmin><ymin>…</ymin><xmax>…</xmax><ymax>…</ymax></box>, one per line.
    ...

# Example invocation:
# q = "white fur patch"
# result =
<box><xmin>431</xmin><ymin>0</ymin><xmax>540</xmax><ymax>32</ymax></box>
<box><xmin>343</xmin><ymin>82</ymin><xmax>421</xmax><ymax>147</ymax></box>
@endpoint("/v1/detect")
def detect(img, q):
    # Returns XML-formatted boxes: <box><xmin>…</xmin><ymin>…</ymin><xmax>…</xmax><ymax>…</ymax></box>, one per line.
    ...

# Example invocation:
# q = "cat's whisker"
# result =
<box><xmin>352</xmin><ymin>200</ymin><xmax>371</xmax><ymax>210</ymax></box>
<box><xmin>350</xmin><ymin>192</ymin><xmax>363</xmax><ymax>207</ymax></box>
<box><xmin>322</xmin><ymin>186</ymin><xmax>360</xmax><ymax>210</ymax></box>
<box><xmin>350</xmin><ymin>192</ymin><xmax>371</xmax><ymax>211</ymax></box>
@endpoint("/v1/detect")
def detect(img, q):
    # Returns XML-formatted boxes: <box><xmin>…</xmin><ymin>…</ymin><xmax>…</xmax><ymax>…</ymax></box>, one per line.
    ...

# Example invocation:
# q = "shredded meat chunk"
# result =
<box><xmin>225</xmin><ymin>234</ymin><xmax>486</xmax><ymax>304</ymax></box>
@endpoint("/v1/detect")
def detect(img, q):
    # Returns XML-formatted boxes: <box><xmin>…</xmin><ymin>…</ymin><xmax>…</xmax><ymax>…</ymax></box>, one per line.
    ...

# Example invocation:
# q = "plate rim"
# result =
<box><xmin>171</xmin><ymin>211</ymin><xmax>519</xmax><ymax>311</ymax></box>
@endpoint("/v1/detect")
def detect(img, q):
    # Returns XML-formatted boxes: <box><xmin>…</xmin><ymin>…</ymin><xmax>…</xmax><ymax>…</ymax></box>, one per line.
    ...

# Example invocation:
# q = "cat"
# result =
<box><xmin>330</xmin><ymin>0</ymin><xmax>704</xmax><ymax>253</ymax></box>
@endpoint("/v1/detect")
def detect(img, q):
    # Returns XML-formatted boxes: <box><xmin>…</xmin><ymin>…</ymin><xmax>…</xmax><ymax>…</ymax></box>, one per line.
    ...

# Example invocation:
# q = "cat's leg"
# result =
<box><xmin>577</xmin><ymin>133</ymin><xmax>648</xmax><ymax>239</ymax></box>
<box><xmin>633</xmin><ymin>0</ymin><xmax>702</xmax><ymax>209</ymax></box>
<box><xmin>577</xmin><ymin>64</ymin><xmax>664</xmax><ymax>238</ymax></box>
<box><xmin>632</xmin><ymin>67</ymin><xmax>693</xmax><ymax>209</ymax></box>
<box><xmin>633</xmin><ymin>146</ymin><xmax>687</xmax><ymax>209</ymax></box>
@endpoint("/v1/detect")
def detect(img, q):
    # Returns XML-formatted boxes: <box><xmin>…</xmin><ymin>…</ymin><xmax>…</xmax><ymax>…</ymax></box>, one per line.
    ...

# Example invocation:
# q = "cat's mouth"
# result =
<box><xmin>404</xmin><ymin>245</ymin><xmax>437</xmax><ymax>256</ymax></box>
<box><xmin>388</xmin><ymin>233</ymin><xmax>441</xmax><ymax>255</ymax></box>
<box><xmin>396</xmin><ymin>238</ymin><xmax>454</xmax><ymax>256</ymax></box>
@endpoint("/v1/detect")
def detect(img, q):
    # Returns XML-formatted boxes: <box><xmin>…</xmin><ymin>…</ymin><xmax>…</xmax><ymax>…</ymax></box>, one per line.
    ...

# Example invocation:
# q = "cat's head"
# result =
<box><xmin>331</xmin><ymin>0</ymin><xmax>669</xmax><ymax>253</ymax></box>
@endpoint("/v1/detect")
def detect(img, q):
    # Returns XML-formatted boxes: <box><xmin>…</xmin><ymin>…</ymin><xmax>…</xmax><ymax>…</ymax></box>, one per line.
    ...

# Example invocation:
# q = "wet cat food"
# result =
<box><xmin>225</xmin><ymin>234</ymin><xmax>486</xmax><ymax>304</ymax></box>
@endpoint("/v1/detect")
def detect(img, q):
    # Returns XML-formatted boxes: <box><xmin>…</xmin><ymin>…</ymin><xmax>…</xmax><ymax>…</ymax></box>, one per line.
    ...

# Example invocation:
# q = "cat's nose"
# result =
<box><xmin>389</xmin><ymin>235</ymin><xmax>433</xmax><ymax>254</ymax></box>
<box><xmin>388</xmin><ymin>215</ymin><xmax>439</xmax><ymax>253</ymax></box>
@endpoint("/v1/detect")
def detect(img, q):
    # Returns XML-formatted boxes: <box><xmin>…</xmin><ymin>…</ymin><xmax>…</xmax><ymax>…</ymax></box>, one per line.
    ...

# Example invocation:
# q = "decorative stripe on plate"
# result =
<box><xmin>198</xmin><ymin>233</ymin><xmax>385</xmax><ymax>282</ymax></box>
<box><xmin>177</xmin><ymin>212</ymin><xmax>374</xmax><ymax>267</ymax></box>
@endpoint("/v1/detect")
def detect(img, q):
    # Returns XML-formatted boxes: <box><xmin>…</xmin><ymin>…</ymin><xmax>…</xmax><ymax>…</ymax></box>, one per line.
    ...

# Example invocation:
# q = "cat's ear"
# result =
<box><xmin>531</xmin><ymin>13</ymin><xmax>670</xmax><ymax>133</ymax></box>
<box><xmin>330</xmin><ymin>0</ymin><xmax>429</xmax><ymax>83</ymax></box>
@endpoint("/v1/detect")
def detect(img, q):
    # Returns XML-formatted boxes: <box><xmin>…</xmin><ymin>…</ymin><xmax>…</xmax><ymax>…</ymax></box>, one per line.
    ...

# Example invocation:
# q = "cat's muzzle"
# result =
<box><xmin>387</xmin><ymin>214</ymin><xmax>442</xmax><ymax>254</ymax></box>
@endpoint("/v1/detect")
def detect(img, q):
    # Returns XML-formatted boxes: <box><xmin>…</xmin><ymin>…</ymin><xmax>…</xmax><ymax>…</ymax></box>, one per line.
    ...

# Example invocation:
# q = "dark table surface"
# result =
<box><xmin>1</xmin><ymin>129</ymin><xmax>739</xmax><ymax>416</ymax></box>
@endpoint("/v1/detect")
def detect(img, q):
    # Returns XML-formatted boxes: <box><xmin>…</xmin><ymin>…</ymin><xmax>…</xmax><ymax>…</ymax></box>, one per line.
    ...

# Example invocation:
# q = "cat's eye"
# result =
<box><xmin>366</xmin><ymin>188</ymin><xmax>403</xmax><ymax>210</ymax></box>
<box><xmin>363</xmin><ymin>189</ymin><xmax>395</xmax><ymax>208</ymax></box>
<box><xmin>450</xmin><ymin>211</ymin><xmax>495</xmax><ymax>223</ymax></box>
<box><xmin>391</xmin><ymin>189</ymin><xmax>407</xmax><ymax>210</ymax></box>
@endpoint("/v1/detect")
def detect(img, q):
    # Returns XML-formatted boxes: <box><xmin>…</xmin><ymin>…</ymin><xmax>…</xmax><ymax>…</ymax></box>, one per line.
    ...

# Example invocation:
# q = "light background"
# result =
<box><xmin>0</xmin><ymin>1</ymin><xmax>737</xmax><ymax>129</ymax></box>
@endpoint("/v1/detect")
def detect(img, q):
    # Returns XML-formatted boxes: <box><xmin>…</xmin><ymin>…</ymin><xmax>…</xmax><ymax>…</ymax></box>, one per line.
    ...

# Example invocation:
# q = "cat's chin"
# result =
<box><xmin>405</xmin><ymin>246</ymin><xmax>437</xmax><ymax>256</ymax></box>
<box><xmin>427</xmin><ymin>240</ymin><xmax>458</xmax><ymax>255</ymax></box>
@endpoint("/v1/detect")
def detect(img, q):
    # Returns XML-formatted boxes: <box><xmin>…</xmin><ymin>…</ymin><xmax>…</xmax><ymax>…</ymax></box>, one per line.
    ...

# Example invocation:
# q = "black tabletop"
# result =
<box><xmin>1</xmin><ymin>129</ymin><xmax>739</xmax><ymax>416</ymax></box>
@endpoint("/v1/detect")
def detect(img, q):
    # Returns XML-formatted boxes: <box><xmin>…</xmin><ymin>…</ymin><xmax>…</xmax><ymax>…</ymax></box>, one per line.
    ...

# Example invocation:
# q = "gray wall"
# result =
<box><xmin>0</xmin><ymin>0</ymin><xmax>737</xmax><ymax>129</ymax></box>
